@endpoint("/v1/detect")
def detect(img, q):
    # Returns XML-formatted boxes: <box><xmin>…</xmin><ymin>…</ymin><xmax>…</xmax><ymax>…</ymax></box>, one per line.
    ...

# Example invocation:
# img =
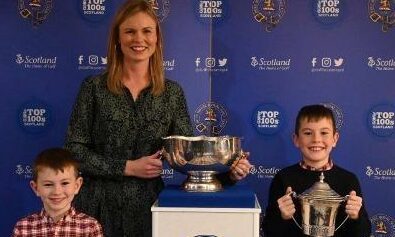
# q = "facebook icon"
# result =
<box><xmin>78</xmin><ymin>55</ymin><xmax>84</xmax><ymax>65</ymax></box>
<box><xmin>311</xmin><ymin>57</ymin><xmax>317</xmax><ymax>67</ymax></box>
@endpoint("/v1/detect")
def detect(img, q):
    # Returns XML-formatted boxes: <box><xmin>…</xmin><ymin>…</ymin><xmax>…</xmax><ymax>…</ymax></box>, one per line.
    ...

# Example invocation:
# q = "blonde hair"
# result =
<box><xmin>106</xmin><ymin>0</ymin><xmax>165</xmax><ymax>96</ymax></box>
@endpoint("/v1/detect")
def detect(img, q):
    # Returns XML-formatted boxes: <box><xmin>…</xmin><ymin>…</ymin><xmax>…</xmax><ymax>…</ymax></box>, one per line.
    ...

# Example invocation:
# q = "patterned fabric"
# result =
<box><xmin>299</xmin><ymin>157</ymin><xmax>333</xmax><ymax>171</ymax></box>
<box><xmin>65</xmin><ymin>74</ymin><xmax>193</xmax><ymax>237</ymax></box>
<box><xmin>12</xmin><ymin>207</ymin><xmax>103</xmax><ymax>237</ymax></box>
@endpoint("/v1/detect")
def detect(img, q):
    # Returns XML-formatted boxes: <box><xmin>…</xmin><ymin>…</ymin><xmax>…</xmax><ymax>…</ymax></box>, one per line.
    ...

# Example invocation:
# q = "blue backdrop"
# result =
<box><xmin>1</xmin><ymin>0</ymin><xmax>394</xmax><ymax>236</ymax></box>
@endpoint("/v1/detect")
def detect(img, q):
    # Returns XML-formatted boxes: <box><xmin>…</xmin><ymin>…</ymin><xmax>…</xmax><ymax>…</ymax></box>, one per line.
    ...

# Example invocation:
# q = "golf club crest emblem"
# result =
<box><xmin>368</xmin><ymin>0</ymin><xmax>394</xmax><ymax>32</ymax></box>
<box><xmin>370</xmin><ymin>214</ymin><xmax>395</xmax><ymax>237</ymax></box>
<box><xmin>252</xmin><ymin>0</ymin><xmax>287</xmax><ymax>32</ymax></box>
<box><xmin>194</xmin><ymin>101</ymin><xmax>228</xmax><ymax>136</ymax></box>
<box><xmin>18</xmin><ymin>0</ymin><xmax>53</xmax><ymax>27</ymax></box>
<box><xmin>147</xmin><ymin>0</ymin><xmax>170</xmax><ymax>22</ymax></box>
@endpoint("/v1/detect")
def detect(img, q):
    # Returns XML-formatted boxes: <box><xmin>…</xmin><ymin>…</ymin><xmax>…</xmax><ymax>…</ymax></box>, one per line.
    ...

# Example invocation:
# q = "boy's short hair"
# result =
<box><xmin>295</xmin><ymin>104</ymin><xmax>337</xmax><ymax>135</ymax></box>
<box><xmin>32</xmin><ymin>148</ymin><xmax>79</xmax><ymax>181</ymax></box>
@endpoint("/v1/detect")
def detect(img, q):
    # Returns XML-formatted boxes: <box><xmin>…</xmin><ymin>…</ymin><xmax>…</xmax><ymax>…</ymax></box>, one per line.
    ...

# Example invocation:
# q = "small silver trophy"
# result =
<box><xmin>291</xmin><ymin>172</ymin><xmax>349</xmax><ymax>237</ymax></box>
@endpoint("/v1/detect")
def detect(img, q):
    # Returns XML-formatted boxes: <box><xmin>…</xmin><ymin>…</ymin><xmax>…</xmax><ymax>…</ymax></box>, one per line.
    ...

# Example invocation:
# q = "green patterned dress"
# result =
<box><xmin>65</xmin><ymin>73</ymin><xmax>193</xmax><ymax>237</ymax></box>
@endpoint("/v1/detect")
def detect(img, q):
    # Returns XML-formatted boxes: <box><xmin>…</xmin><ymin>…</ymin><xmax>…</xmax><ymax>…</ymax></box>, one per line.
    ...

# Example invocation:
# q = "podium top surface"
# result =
<box><xmin>155</xmin><ymin>184</ymin><xmax>260</xmax><ymax>210</ymax></box>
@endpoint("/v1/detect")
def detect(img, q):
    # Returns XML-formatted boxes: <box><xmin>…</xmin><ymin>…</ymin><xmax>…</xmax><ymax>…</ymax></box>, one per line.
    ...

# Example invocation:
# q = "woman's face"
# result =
<box><xmin>119</xmin><ymin>11</ymin><xmax>157</xmax><ymax>65</ymax></box>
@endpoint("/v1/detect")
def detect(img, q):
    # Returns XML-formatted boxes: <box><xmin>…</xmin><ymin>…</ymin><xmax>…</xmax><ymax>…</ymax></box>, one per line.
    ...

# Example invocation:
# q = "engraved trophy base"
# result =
<box><xmin>303</xmin><ymin>223</ymin><xmax>335</xmax><ymax>237</ymax></box>
<box><xmin>182</xmin><ymin>171</ymin><xmax>222</xmax><ymax>192</ymax></box>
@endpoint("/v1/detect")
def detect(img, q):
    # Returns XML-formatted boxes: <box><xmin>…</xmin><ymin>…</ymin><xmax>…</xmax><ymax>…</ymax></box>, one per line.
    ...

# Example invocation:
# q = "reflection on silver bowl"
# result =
<box><xmin>162</xmin><ymin>135</ymin><xmax>243</xmax><ymax>192</ymax></box>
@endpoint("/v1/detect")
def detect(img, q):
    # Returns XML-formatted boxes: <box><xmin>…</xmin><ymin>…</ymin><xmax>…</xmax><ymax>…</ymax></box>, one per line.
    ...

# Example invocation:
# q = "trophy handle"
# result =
<box><xmin>158</xmin><ymin>147</ymin><xmax>166</xmax><ymax>160</ymax></box>
<box><xmin>288</xmin><ymin>191</ymin><xmax>303</xmax><ymax>230</ymax></box>
<box><xmin>334</xmin><ymin>195</ymin><xmax>350</xmax><ymax>231</ymax></box>
<box><xmin>291</xmin><ymin>216</ymin><xmax>303</xmax><ymax>230</ymax></box>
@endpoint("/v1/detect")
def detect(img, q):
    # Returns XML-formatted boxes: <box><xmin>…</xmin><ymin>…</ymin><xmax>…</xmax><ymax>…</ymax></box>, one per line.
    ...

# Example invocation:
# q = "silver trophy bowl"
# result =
<box><xmin>161</xmin><ymin>135</ymin><xmax>243</xmax><ymax>192</ymax></box>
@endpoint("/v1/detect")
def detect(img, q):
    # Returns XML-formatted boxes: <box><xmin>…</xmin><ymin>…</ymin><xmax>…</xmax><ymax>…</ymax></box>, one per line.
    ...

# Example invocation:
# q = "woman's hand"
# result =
<box><xmin>229</xmin><ymin>152</ymin><xmax>252</xmax><ymax>181</ymax></box>
<box><xmin>124</xmin><ymin>150</ymin><xmax>163</xmax><ymax>178</ymax></box>
<box><xmin>345</xmin><ymin>191</ymin><xmax>362</xmax><ymax>219</ymax></box>
<box><xmin>278</xmin><ymin>187</ymin><xmax>296</xmax><ymax>220</ymax></box>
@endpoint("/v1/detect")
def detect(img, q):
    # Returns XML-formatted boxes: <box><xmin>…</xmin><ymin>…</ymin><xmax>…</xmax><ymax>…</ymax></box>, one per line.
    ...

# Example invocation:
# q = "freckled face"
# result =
<box><xmin>118</xmin><ymin>12</ymin><xmax>157</xmax><ymax>65</ymax></box>
<box><xmin>293</xmin><ymin>118</ymin><xmax>339</xmax><ymax>168</ymax></box>
<box><xmin>30</xmin><ymin>167</ymin><xmax>82</xmax><ymax>219</ymax></box>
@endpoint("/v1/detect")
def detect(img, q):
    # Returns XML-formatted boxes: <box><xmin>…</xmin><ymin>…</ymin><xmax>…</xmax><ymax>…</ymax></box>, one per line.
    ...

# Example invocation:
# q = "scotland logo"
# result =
<box><xmin>370</xmin><ymin>213</ymin><xmax>395</xmax><ymax>237</ymax></box>
<box><xmin>18</xmin><ymin>0</ymin><xmax>53</xmax><ymax>26</ymax></box>
<box><xmin>368</xmin><ymin>0</ymin><xmax>394</xmax><ymax>32</ymax></box>
<box><xmin>18</xmin><ymin>100</ymin><xmax>53</xmax><ymax>134</ymax></box>
<box><xmin>15</xmin><ymin>164</ymin><xmax>33</xmax><ymax>179</ymax></box>
<box><xmin>149</xmin><ymin>0</ymin><xmax>170</xmax><ymax>22</ymax></box>
<box><xmin>252</xmin><ymin>0</ymin><xmax>287</xmax><ymax>32</ymax></box>
<box><xmin>320</xmin><ymin>102</ymin><xmax>344</xmax><ymax>131</ymax></box>
<box><xmin>194</xmin><ymin>101</ymin><xmax>228</xmax><ymax>136</ymax></box>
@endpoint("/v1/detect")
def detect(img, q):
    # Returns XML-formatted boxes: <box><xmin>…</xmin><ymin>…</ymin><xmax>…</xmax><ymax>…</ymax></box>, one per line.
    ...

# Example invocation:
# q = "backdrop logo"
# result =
<box><xmin>18</xmin><ymin>0</ymin><xmax>53</xmax><ymax>26</ymax></box>
<box><xmin>251</xmin><ymin>56</ymin><xmax>291</xmax><ymax>71</ymax></box>
<box><xmin>164</xmin><ymin>58</ymin><xmax>176</xmax><ymax>71</ymax></box>
<box><xmin>312</xmin><ymin>0</ymin><xmax>346</xmax><ymax>26</ymax></box>
<box><xmin>321</xmin><ymin>102</ymin><xmax>344</xmax><ymax>131</ymax></box>
<box><xmin>367</xmin><ymin>104</ymin><xmax>395</xmax><ymax>137</ymax></box>
<box><xmin>78</xmin><ymin>0</ymin><xmax>113</xmax><ymax>22</ymax></box>
<box><xmin>194</xmin><ymin>0</ymin><xmax>228</xmax><ymax>25</ymax></box>
<box><xmin>252</xmin><ymin>103</ymin><xmax>284</xmax><ymax>135</ymax></box>
<box><xmin>252</xmin><ymin>0</ymin><xmax>287</xmax><ymax>32</ymax></box>
<box><xmin>195</xmin><ymin>57</ymin><xmax>228</xmax><ymax>72</ymax></box>
<box><xmin>149</xmin><ymin>0</ymin><xmax>170</xmax><ymax>22</ymax></box>
<box><xmin>77</xmin><ymin>54</ymin><xmax>106</xmax><ymax>70</ymax></box>
<box><xmin>368</xmin><ymin>57</ymin><xmax>395</xmax><ymax>71</ymax></box>
<box><xmin>194</xmin><ymin>101</ymin><xmax>228</xmax><ymax>135</ymax></box>
<box><xmin>160</xmin><ymin>168</ymin><xmax>174</xmax><ymax>179</ymax></box>
<box><xmin>311</xmin><ymin>56</ymin><xmax>345</xmax><ymax>72</ymax></box>
<box><xmin>16</xmin><ymin>53</ymin><xmax>57</xmax><ymax>70</ymax></box>
<box><xmin>18</xmin><ymin>100</ymin><xmax>53</xmax><ymax>134</ymax></box>
<box><xmin>368</xmin><ymin>0</ymin><xmax>394</xmax><ymax>32</ymax></box>
<box><xmin>366</xmin><ymin>166</ymin><xmax>395</xmax><ymax>180</ymax></box>
<box><xmin>370</xmin><ymin>213</ymin><xmax>395</xmax><ymax>236</ymax></box>
<box><xmin>15</xmin><ymin>164</ymin><xmax>33</xmax><ymax>179</ymax></box>
<box><xmin>249</xmin><ymin>165</ymin><xmax>281</xmax><ymax>179</ymax></box>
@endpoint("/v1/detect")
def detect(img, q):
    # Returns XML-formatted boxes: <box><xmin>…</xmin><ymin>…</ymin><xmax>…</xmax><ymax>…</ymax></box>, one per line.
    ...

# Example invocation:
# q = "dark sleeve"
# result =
<box><xmin>263</xmin><ymin>172</ymin><xmax>300</xmax><ymax>237</ymax></box>
<box><xmin>64</xmin><ymin>77</ymin><xmax>125</xmax><ymax>178</ymax></box>
<box><xmin>336</xmin><ymin>175</ymin><xmax>371</xmax><ymax>237</ymax></box>
<box><xmin>168</xmin><ymin>82</ymin><xmax>193</xmax><ymax>136</ymax></box>
<box><xmin>216</xmin><ymin>172</ymin><xmax>237</xmax><ymax>186</ymax></box>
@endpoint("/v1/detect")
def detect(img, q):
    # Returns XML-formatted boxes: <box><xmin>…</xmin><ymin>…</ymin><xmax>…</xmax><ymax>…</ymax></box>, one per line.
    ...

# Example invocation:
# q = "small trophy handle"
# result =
<box><xmin>291</xmin><ymin>216</ymin><xmax>303</xmax><ymax>230</ymax></box>
<box><xmin>288</xmin><ymin>191</ymin><xmax>303</xmax><ymax>230</ymax></box>
<box><xmin>335</xmin><ymin>215</ymin><xmax>349</xmax><ymax>231</ymax></box>
<box><xmin>335</xmin><ymin>194</ymin><xmax>350</xmax><ymax>231</ymax></box>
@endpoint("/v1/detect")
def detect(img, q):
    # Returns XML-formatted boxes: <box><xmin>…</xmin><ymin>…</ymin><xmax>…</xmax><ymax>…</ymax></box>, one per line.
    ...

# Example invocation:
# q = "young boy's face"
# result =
<box><xmin>293</xmin><ymin>117</ymin><xmax>339</xmax><ymax>168</ymax></box>
<box><xmin>30</xmin><ymin>166</ymin><xmax>82</xmax><ymax>220</ymax></box>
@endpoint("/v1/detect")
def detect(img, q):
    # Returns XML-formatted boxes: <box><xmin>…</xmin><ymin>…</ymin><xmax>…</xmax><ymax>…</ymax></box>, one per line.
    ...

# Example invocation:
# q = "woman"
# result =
<box><xmin>65</xmin><ymin>1</ymin><xmax>252</xmax><ymax>236</ymax></box>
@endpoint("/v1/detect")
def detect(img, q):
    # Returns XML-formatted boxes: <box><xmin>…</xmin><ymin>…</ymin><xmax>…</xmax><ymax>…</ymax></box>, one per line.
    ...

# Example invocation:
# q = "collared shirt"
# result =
<box><xmin>299</xmin><ymin>158</ymin><xmax>334</xmax><ymax>171</ymax></box>
<box><xmin>12</xmin><ymin>207</ymin><xmax>103</xmax><ymax>237</ymax></box>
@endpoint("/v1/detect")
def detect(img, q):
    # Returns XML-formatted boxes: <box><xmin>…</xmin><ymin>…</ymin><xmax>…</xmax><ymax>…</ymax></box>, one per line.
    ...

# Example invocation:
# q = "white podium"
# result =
<box><xmin>151</xmin><ymin>196</ymin><xmax>261</xmax><ymax>237</ymax></box>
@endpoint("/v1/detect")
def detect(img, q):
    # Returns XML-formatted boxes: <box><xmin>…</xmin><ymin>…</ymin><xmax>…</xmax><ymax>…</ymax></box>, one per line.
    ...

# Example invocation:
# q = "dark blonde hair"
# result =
<box><xmin>32</xmin><ymin>148</ymin><xmax>79</xmax><ymax>181</ymax></box>
<box><xmin>295</xmin><ymin>104</ymin><xmax>337</xmax><ymax>135</ymax></box>
<box><xmin>106</xmin><ymin>0</ymin><xmax>165</xmax><ymax>96</ymax></box>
